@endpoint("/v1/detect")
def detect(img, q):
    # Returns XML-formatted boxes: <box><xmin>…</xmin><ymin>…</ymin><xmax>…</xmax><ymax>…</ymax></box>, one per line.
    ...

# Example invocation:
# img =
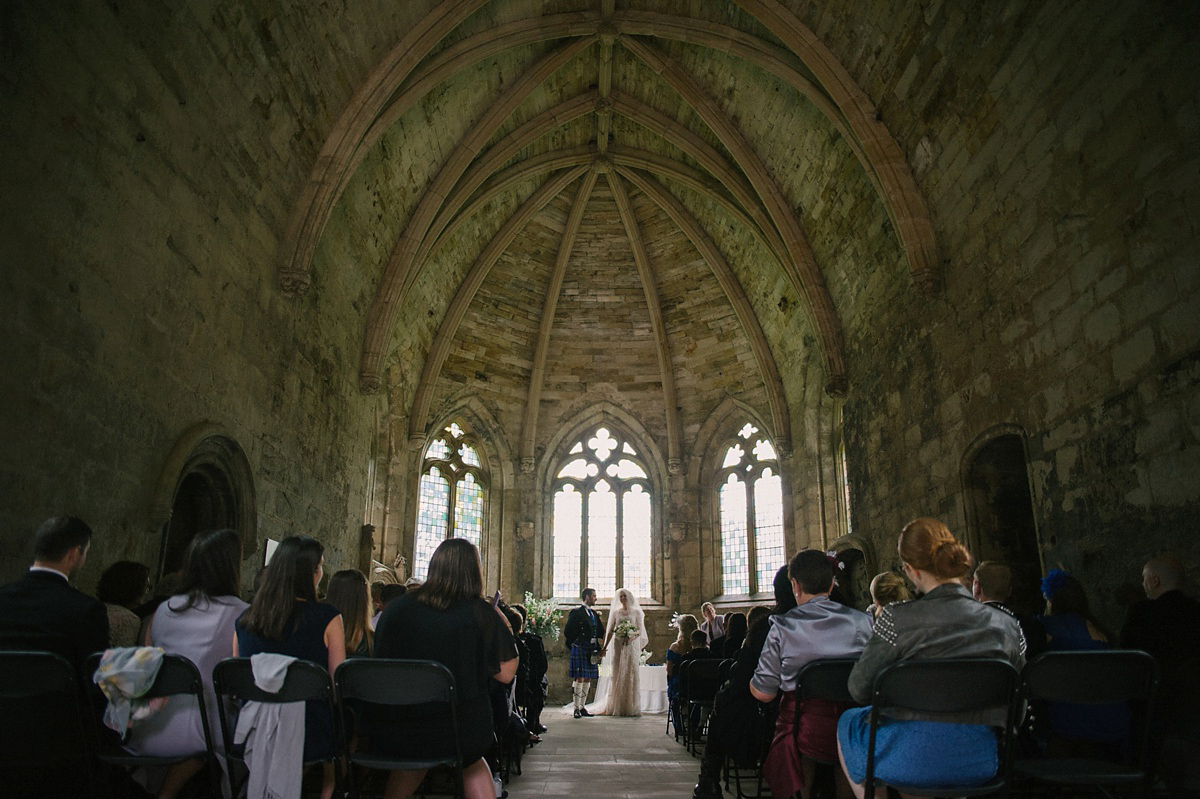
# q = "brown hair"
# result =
<box><xmin>326</xmin><ymin>568</ymin><xmax>373</xmax><ymax>655</ymax></box>
<box><xmin>973</xmin><ymin>561</ymin><xmax>1012</xmax><ymax>601</ymax></box>
<box><xmin>414</xmin><ymin>538</ymin><xmax>484</xmax><ymax>611</ymax></box>
<box><xmin>898</xmin><ymin>518</ymin><xmax>973</xmax><ymax>580</ymax></box>
<box><xmin>870</xmin><ymin>571</ymin><xmax>912</xmax><ymax>606</ymax></box>
<box><xmin>241</xmin><ymin>535</ymin><xmax>323</xmax><ymax>641</ymax></box>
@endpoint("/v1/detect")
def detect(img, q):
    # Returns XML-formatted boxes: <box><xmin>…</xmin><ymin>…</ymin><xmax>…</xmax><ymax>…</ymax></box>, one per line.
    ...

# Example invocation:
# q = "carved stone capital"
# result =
<box><xmin>667</xmin><ymin>458</ymin><xmax>682</xmax><ymax>475</ymax></box>
<box><xmin>824</xmin><ymin>376</ymin><xmax>849</xmax><ymax>400</ymax></box>
<box><xmin>516</xmin><ymin>521</ymin><xmax>534</xmax><ymax>541</ymax></box>
<box><xmin>359</xmin><ymin>372</ymin><xmax>382</xmax><ymax>395</ymax></box>
<box><xmin>408</xmin><ymin>432</ymin><xmax>427</xmax><ymax>451</ymax></box>
<box><xmin>278</xmin><ymin>271</ymin><xmax>310</xmax><ymax>297</ymax></box>
<box><xmin>520</xmin><ymin>456</ymin><xmax>535</xmax><ymax>474</ymax></box>
<box><xmin>913</xmin><ymin>268</ymin><xmax>943</xmax><ymax>298</ymax></box>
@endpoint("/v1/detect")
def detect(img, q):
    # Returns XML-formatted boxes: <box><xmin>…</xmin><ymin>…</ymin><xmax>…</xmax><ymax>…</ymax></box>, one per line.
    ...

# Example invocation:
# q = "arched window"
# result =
<box><xmin>552</xmin><ymin>426</ymin><xmax>652</xmax><ymax>600</ymax></box>
<box><xmin>413</xmin><ymin>422</ymin><xmax>487</xmax><ymax>579</ymax></box>
<box><xmin>717</xmin><ymin>422</ymin><xmax>785</xmax><ymax>595</ymax></box>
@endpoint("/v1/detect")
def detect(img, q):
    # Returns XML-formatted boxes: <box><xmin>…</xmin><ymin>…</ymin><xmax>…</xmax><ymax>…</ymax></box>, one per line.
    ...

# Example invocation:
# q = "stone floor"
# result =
<box><xmin>506</xmin><ymin>711</ymin><xmax>699</xmax><ymax>799</ymax></box>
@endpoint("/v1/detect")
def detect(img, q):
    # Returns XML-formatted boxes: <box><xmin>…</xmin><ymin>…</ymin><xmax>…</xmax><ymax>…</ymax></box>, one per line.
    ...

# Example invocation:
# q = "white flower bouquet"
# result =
<box><xmin>614</xmin><ymin>619</ymin><xmax>639</xmax><ymax>641</ymax></box>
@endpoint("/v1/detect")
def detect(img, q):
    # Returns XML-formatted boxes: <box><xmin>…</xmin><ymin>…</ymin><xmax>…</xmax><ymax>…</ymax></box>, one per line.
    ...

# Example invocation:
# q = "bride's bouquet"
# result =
<box><xmin>614</xmin><ymin>619</ymin><xmax>639</xmax><ymax>642</ymax></box>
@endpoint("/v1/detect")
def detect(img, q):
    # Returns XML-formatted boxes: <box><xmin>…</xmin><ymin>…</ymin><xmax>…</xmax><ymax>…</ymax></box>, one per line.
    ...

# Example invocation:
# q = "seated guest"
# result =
<box><xmin>97</xmin><ymin>560</ymin><xmax>151</xmax><ymax>648</ymax></box>
<box><xmin>126</xmin><ymin>528</ymin><xmax>247</xmax><ymax>799</ymax></box>
<box><xmin>1122</xmin><ymin>556</ymin><xmax>1200</xmax><ymax>791</ymax></box>
<box><xmin>720</xmin><ymin>612</ymin><xmax>747</xmax><ymax>657</ymax></box>
<box><xmin>235</xmin><ymin>535</ymin><xmax>345</xmax><ymax>799</ymax></box>
<box><xmin>679</xmin><ymin>629</ymin><xmax>719</xmax><ymax>736</ymax></box>
<box><xmin>1038</xmin><ymin>569</ymin><xmax>1129</xmax><ymax>758</ymax></box>
<box><xmin>370</xmin><ymin>539</ymin><xmax>518</xmax><ymax>799</ymax></box>
<box><xmin>512</xmin><ymin>602</ymin><xmax>549</xmax><ymax>734</ymax></box>
<box><xmin>867</xmin><ymin>571</ymin><xmax>910</xmax><ymax>623</ymax></box>
<box><xmin>838</xmin><ymin>518</ymin><xmax>1025</xmax><ymax>798</ymax></box>
<box><xmin>667</xmin><ymin>613</ymin><xmax>699</xmax><ymax>693</ymax></box>
<box><xmin>373</xmin><ymin>582</ymin><xmax>407</xmax><ymax>628</ymax></box>
<box><xmin>751</xmin><ymin>550</ymin><xmax>872</xmax><ymax>799</ymax></box>
<box><xmin>0</xmin><ymin>516</ymin><xmax>109</xmax><ymax>671</ymax></box>
<box><xmin>326</xmin><ymin>568</ymin><xmax>374</xmax><ymax>657</ymax></box>
<box><xmin>694</xmin><ymin>570</ymin><xmax>795</xmax><ymax>798</ymax></box>
<box><xmin>699</xmin><ymin>602</ymin><xmax>724</xmax><ymax>644</ymax></box>
<box><xmin>973</xmin><ymin>561</ymin><xmax>1044</xmax><ymax>659</ymax></box>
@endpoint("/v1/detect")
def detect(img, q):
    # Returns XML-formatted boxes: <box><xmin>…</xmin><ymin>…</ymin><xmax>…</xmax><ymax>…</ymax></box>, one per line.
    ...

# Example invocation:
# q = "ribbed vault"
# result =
<box><xmin>277</xmin><ymin>0</ymin><xmax>939</xmax><ymax>459</ymax></box>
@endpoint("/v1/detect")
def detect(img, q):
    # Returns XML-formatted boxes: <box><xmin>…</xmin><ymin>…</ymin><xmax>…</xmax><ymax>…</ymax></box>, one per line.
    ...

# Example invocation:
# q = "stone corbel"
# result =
<box><xmin>516</xmin><ymin>521</ymin><xmax>534</xmax><ymax>541</ymax></box>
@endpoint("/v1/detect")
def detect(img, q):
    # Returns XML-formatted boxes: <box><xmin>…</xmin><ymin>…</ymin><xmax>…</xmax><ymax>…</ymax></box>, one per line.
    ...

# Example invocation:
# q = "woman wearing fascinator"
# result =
<box><xmin>596</xmin><ymin>588</ymin><xmax>648</xmax><ymax>716</ymax></box>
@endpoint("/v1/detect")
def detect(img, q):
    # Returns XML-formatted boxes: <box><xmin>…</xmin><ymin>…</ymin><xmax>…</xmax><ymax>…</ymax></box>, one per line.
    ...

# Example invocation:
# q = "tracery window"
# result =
<box><xmin>413</xmin><ymin>422</ymin><xmax>486</xmax><ymax>580</ymax></box>
<box><xmin>551</xmin><ymin>426</ymin><xmax>652</xmax><ymax>600</ymax></box>
<box><xmin>717</xmin><ymin>422</ymin><xmax>785</xmax><ymax>595</ymax></box>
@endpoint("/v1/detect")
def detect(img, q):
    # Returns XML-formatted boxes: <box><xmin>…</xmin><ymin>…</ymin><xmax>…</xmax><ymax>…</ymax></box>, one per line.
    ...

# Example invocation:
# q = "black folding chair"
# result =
<box><xmin>685</xmin><ymin>658</ymin><xmax>725</xmax><ymax>756</ymax></box>
<box><xmin>0</xmin><ymin>650</ymin><xmax>98</xmax><ymax>794</ymax></box>
<box><xmin>335</xmin><ymin>658</ymin><xmax>466</xmax><ymax>799</ymax></box>
<box><xmin>669</xmin><ymin>659</ymin><xmax>690</xmax><ymax>743</ymax></box>
<box><xmin>1014</xmin><ymin>650</ymin><xmax>1158</xmax><ymax>798</ymax></box>
<box><xmin>212</xmin><ymin>657</ymin><xmax>343</xmax><ymax>798</ymax></box>
<box><xmin>865</xmin><ymin>657</ymin><xmax>1022</xmax><ymax>797</ymax></box>
<box><xmin>85</xmin><ymin>652</ymin><xmax>221</xmax><ymax>794</ymax></box>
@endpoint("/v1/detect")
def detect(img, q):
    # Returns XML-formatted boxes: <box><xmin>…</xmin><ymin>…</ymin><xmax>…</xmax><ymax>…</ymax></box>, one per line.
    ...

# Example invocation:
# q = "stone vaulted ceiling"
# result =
<box><xmin>275</xmin><ymin>0</ymin><xmax>938</xmax><ymax>460</ymax></box>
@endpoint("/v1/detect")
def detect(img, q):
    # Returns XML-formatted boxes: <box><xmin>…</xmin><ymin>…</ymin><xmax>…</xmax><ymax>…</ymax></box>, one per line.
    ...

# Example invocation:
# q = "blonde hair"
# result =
<box><xmin>898</xmin><ymin>518</ymin><xmax>973</xmax><ymax>580</ymax></box>
<box><xmin>870</xmin><ymin>571</ymin><xmax>911</xmax><ymax>606</ymax></box>
<box><xmin>674</xmin><ymin>613</ymin><xmax>698</xmax><ymax>655</ymax></box>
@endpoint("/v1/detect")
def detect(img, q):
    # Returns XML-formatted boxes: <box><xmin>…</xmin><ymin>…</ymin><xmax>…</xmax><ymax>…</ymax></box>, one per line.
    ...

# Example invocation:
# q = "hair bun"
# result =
<box><xmin>932</xmin><ymin>540</ymin><xmax>972</xmax><ymax>578</ymax></box>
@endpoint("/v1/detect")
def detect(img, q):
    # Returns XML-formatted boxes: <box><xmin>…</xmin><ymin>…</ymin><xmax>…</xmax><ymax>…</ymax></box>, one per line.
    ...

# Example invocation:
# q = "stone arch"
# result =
<box><xmin>148</xmin><ymin>423</ymin><xmax>257</xmax><ymax>579</ymax></box>
<box><xmin>535</xmin><ymin>401</ymin><xmax>669</xmax><ymax>600</ymax></box>
<box><xmin>412</xmin><ymin>397</ymin><xmax>515</xmax><ymax>588</ymax></box>
<box><xmin>693</xmin><ymin>397</ymin><xmax>790</xmax><ymax>600</ymax></box>
<box><xmin>828</xmin><ymin>533</ymin><xmax>878</xmax><ymax>612</ymax></box>
<box><xmin>962</xmin><ymin>425</ymin><xmax>1044</xmax><ymax>614</ymax></box>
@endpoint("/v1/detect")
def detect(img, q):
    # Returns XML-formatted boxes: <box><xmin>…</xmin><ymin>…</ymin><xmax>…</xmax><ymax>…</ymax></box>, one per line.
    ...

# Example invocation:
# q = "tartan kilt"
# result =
<box><xmin>569</xmin><ymin>643</ymin><xmax>599</xmax><ymax>679</ymax></box>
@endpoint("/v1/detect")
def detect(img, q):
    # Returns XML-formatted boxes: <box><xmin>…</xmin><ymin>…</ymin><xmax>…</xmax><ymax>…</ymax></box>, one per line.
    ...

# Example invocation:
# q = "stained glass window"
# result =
<box><xmin>717</xmin><ymin>423</ymin><xmax>785</xmax><ymax>595</ymax></box>
<box><xmin>551</xmin><ymin>426</ymin><xmax>655</xmax><ymax>600</ymax></box>
<box><xmin>412</xmin><ymin>421</ymin><xmax>488</xmax><ymax>579</ymax></box>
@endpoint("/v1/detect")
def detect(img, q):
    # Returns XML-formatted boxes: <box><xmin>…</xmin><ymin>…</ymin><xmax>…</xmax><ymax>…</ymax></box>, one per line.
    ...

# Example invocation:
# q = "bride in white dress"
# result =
<box><xmin>597</xmin><ymin>588</ymin><xmax>647</xmax><ymax>716</ymax></box>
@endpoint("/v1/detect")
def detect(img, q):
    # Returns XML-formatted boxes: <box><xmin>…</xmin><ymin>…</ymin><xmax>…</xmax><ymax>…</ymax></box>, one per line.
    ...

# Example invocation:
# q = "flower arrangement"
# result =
<box><xmin>614</xmin><ymin>619</ymin><xmax>639</xmax><ymax>641</ymax></box>
<box><xmin>640</xmin><ymin>649</ymin><xmax>653</xmax><ymax>666</ymax></box>
<box><xmin>522</xmin><ymin>591</ymin><xmax>563</xmax><ymax>640</ymax></box>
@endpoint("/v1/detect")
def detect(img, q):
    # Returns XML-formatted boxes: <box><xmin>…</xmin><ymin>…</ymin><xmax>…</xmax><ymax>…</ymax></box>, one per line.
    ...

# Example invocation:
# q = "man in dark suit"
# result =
<box><xmin>563</xmin><ymin>587</ymin><xmax>603</xmax><ymax>718</ymax></box>
<box><xmin>0</xmin><ymin>516</ymin><xmax>110</xmax><ymax>672</ymax></box>
<box><xmin>973</xmin><ymin>560</ymin><xmax>1046</xmax><ymax>660</ymax></box>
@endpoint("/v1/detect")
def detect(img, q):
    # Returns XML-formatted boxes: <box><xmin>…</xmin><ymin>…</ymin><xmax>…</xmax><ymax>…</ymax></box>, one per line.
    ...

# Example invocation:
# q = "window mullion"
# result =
<box><xmin>615</xmin><ymin>481</ymin><xmax>624</xmax><ymax>590</ymax></box>
<box><xmin>746</xmin><ymin>476</ymin><xmax>758</xmax><ymax>595</ymax></box>
<box><xmin>579</xmin><ymin>484</ymin><xmax>589</xmax><ymax>592</ymax></box>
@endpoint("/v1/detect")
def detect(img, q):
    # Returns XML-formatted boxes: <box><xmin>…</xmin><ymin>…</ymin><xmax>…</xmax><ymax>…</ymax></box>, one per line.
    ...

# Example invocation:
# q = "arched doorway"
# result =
<box><xmin>963</xmin><ymin>430</ymin><xmax>1043</xmax><ymax>615</ymax></box>
<box><xmin>152</xmin><ymin>430</ymin><xmax>257</xmax><ymax>579</ymax></box>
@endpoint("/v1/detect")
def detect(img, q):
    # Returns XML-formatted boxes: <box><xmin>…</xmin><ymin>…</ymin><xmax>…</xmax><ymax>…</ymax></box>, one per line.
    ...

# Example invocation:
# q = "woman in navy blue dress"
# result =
<box><xmin>235</xmin><ymin>535</ymin><xmax>345</xmax><ymax>799</ymax></box>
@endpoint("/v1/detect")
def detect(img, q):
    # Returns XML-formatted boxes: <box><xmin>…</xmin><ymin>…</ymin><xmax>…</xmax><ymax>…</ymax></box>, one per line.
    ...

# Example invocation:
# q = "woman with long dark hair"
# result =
<box><xmin>325</xmin><ymin>568</ymin><xmax>374</xmax><ymax>657</ymax></box>
<box><xmin>235</xmin><ymin>535</ymin><xmax>344</xmax><ymax>799</ymax></box>
<box><xmin>371</xmin><ymin>538</ymin><xmax>518</xmax><ymax>799</ymax></box>
<box><xmin>126</xmin><ymin>528</ymin><xmax>247</xmax><ymax>799</ymax></box>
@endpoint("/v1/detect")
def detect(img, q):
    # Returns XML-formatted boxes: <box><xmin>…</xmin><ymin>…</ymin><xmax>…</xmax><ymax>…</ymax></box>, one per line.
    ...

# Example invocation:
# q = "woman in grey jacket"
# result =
<box><xmin>836</xmin><ymin>518</ymin><xmax>1026</xmax><ymax>798</ymax></box>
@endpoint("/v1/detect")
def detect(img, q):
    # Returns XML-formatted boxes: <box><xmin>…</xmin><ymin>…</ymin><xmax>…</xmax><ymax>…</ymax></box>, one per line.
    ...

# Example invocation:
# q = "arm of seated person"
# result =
<box><xmin>495</xmin><ymin>655</ymin><xmax>519</xmax><ymax>684</ymax></box>
<box><xmin>325</xmin><ymin>614</ymin><xmax>347</xmax><ymax>675</ymax></box>
<box><xmin>749</xmin><ymin>624</ymin><xmax>782</xmax><ymax>703</ymax></box>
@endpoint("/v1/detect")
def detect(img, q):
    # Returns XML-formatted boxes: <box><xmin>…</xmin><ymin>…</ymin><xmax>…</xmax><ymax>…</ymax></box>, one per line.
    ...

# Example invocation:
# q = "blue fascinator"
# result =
<box><xmin>1041</xmin><ymin>568</ymin><xmax>1070</xmax><ymax>600</ymax></box>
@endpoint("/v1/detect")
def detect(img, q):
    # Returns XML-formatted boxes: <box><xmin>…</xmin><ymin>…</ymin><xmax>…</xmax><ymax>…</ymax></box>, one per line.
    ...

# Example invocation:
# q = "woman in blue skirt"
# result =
<box><xmin>836</xmin><ymin>518</ymin><xmax>1026</xmax><ymax>798</ymax></box>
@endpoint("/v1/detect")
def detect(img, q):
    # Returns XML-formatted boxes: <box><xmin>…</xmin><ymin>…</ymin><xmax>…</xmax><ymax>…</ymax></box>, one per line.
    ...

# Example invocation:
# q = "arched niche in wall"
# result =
<box><xmin>962</xmin><ymin>425</ymin><xmax>1043</xmax><ymax>615</ymax></box>
<box><xmin>148</xmin><ymin>424</ymin><xmax>257</xmax><ymax>579</ymax></box>
<box><xmin>829</xmin><ymin>534</ymin><xmax>876</xmax><ymax>612</ymax></box>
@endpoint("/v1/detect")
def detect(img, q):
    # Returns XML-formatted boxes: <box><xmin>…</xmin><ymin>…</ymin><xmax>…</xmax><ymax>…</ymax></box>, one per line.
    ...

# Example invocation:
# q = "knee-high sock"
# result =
<box><xmin>573</xmin><ymin>680</ymin><xmax>587</xmax><ymax>709</ymax></box>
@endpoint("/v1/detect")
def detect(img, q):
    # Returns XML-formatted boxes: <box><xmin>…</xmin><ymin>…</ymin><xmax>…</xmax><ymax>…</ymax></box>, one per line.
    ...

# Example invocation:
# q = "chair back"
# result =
<box><xmin>213</xmin><ymin>657</ymin><xmax>334</xmax><ymax>705</ymax></box>
<box><xmin>0</xmin><ymin>651</ymin><xmax>96</xmax><ymax>775</ymax></box>
<box><xmin>1021</xmin><ymin>649</ymin><xmax>1158</xmax><ymax>774</ymax></box>
<box><xmin>1022</xmin><ymin>649</ymin><xmax>1157</xmax><ymax>705</ymax></box>
<box><xmin>334</xmin><ymin>659</ymin><xmax>465</xmax><ymax>798</ymax></box>
<box><xmin>796</xmin><ymin>658</ymin><xmax>857</xmax><ymax>704</ymax></box>
<box><xmin>685</xmin><ymin>658</ymin><xmax>724</xmax><ymax>703</ymax></box>
<box><xmin>865</xmin><ymin>658</ymin><xmax>1021</xmax><ymax>796</ymax></box>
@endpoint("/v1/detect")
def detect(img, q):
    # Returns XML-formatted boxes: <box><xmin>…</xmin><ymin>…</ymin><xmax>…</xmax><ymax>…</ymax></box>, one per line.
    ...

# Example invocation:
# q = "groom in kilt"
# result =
<box><xmin>564</xmin><ymin>587</ymin><xmax>604</xmax><ymax>718</ymax></box>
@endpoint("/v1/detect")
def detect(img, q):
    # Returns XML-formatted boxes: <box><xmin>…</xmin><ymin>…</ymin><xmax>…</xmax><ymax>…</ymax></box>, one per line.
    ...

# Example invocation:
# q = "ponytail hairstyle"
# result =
<box><xmin>240</xmin><ymin>535</ymin><xmax>323</xmax><ymax>641</ymax></box>
<box><xmin>898</xmin><ymin>517</ymin><xmax>973</xmax><ymax>581</ymax></box>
